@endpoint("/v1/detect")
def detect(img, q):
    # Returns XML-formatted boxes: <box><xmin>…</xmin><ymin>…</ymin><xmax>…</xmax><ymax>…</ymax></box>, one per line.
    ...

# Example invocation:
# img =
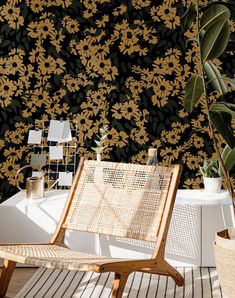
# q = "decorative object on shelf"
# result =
<box><xmin>15</xmin><ymin>164</ymin><xmax>58</xmax><ymax>200</ymax></box>
<box><xmin>199</xmin><ymin>146</ymin><xmax>235</xmax><ymax>193</ymax></box>
<box><xmin>26</xmin><ymin>176</ymin><xmax>44</xmax><ymax>200</ymax></box>
<box><xmin>91</xmin><ymin>125</ymin><xmax>108</xmax><ymax>161</ymax></box>
<box><xmin>14</xmin><ymin>119</ymin><xmax>78</xmax><ymax>198</ymax></box>
<box><xmin>47</xmin><ymin>120</ymin><xmax>72</xmax><ymax>143</ymax></box>
<box><xmin>147</xmin><ymin>148</ymin><xmax>158</xmax><ymax>165</ymax></box>
<box><xmin>31</xmin><ymin>153</ymin><xmax>47</xmax><ymax>168</ymax></box>
<box><xmin>28</xmin><ymin>119</ymin><xmax>77</xmax><ymax>189</ymax></box>
<box><xmin>200</xmin><ymin>159</ymin><xmax>222</xmax><ymax>193</ymax></box>
<box><xmin>203</xmin><ymin>177</ymin><xmax>223</xmax><ymax>194</ymax></box>
<box><xmin>181</xmin><ymin>1</ymin><xmax>235</xmax><ymax>296</ymax></box>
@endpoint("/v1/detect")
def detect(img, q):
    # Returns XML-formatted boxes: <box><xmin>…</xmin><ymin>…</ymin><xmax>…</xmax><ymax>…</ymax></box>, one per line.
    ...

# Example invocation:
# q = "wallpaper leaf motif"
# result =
<box><xmin>0</xmin><ymin>0</ymin><xmax>234</xmax><ymax>201</ymax></box>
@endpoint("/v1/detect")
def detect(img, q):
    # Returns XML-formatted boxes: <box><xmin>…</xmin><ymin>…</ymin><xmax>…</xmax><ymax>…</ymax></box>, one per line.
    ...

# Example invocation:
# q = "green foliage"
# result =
<box><xmin>91</xmin><ymin>125</ymin><xmax>108</xmax><ymax>158</ymax></box>
<box><xmin>210</xmin><ymin>102</ymin><xmax>235</xmax><ymax>116</ymax></box>
<box><xmin>200</xmin><ymin>145</ymin><xmax>235</xmax><ymax>177</ymax></box>
<box><xmin>209</xmin><ymin>110</ymin><xmax>235</xmax><ymax>148</ymax></box>
<box><xmin>204</xmin><ymin>61</ymin><xmax>227</xmax><ymax>95</ymax></box>
<box><xmin>184</xmin><ymin>75</ymin><xmax>204</xmax><ymax>112</ymax></box>
<box><xmin>182</xmin><ymin>2</ymin><xmax>235</xmax><ymax>148</ymax></box>
<box><xmin>200</xmin><ymin>159</ymin><xmax>219</xmax><ymax>178</ymax></box>
<box><xmin>201</xmin><ymin>18</ymin><xmax>230</xmax><ymax>60</ymax></box>
<box><xmin>181</xmin><ymin>3</ymin><xmax>197</xmax><ymax>31</ymax></box>
<box><xmin>220</xmin><ymin>145</ymin><xmax>235</xmax><ymax>176</ymax></box>
<box><xmin>200</xmin><ymin>4</ymin><xmax>230</xmax><ymax>31</ymax></box>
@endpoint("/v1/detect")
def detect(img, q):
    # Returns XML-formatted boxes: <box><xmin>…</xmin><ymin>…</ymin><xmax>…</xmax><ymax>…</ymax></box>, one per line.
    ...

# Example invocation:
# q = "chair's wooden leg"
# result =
<box><xmin>161</xmin><ymin>260</ymin><xmax>184</xmax><ymax>286</ymax></box>
<box><xmin>0</xmin><ymin>259</ymin><xmax>16</xmax><ymax>297</ymax></box>
<box><xmin>112</xmin><ymin>272</ymin><xmax>129</xmax><ymax>298</ymax></box>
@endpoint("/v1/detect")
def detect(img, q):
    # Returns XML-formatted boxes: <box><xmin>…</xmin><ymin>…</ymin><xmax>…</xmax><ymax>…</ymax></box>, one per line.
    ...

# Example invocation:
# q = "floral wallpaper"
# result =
<box><xmin>0</xmin><ymin>0</ymin><xmax>234</xmax><ymax>201</ymax></box>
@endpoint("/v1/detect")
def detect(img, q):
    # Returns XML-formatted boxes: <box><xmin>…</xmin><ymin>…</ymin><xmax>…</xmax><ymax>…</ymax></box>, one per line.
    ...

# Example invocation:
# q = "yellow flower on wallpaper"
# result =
<box><xmin>125</xmin><ymin>77</ymin><xmax>144</xmax><ymax>100</ymax></box>
<box><xmin>62</xmin><ymin>16</ymin><xmax>80</xmax><ymax>34</ymax></box>
<box><xmin>50</xmin><ymin>29</ymin><xmax>65</xmax><ymax>52</ymax></box>
<box><xmin>38</xmin><ymin>55</ymin><xmax>57</xmax><ymax>75</ymax></box>
<box><xmin>151</xmin><ymin>3</ymin><xmax>180</xmax><ymax>29</ymax></box>
<box><xmin>96</xmin><ymin>15</ymin><xmax>109</xmax><ymax>28</ymax></box>
<box><xmin>130</xmin><ymin>127</ymin><xmax>149</xmax><ymax>145</ymax></box>
<box><xmin>183</xmin><ymin>152</ymin><xmax>201</xmax><ymax>170</ymax></box>
<box><xmin>111</xmin><ymin>103</ymin><xmax>122</xmax><ymax>120</ymax></box>
<box><xmin>113</xmin><ymin>4</ymin><xmax>127</xmax><ymax>17</ymax></box>
<box><xmin>161</xmin><ymin>130</ymin><xmax>181</xmax><ymax>145</ymax></box>
<box><xmin>183</xmin><ymin>177</ymin><xmax>203</xmax><ymax>189</ymax></box>
<box><xmin>152</xmin><ymin>81</ymin><xmax>172</xmax><ymax>108</ymax></box>
<box><xmin>5</xmin><ymin>55</ymin><xmax>24</xmax><ymax>75</ymax></box>
<box><xmin>132</xmin><ymin>0</ymin><xmax>151</xmax><ymax>10</ymax></box>
<box><xmin>3</xmin><ymin>146</ymin><xmax>28</xmax><ymax>163</ymax></box>
<box><xmin>191</xmin><ymin>135</ymin><xmax>204</xmax><ymax>149</ymax></box>
<box><xmin>0</xmin><ymin>77</ymin><xmax>17</xmax><ymax>108</ymax></box>
<box><xmin>131</xmin><ymin>150</ymin><xmax>148</xmax><ymax>164</ymax></box>
<box><xmin>65</xmin><ymin>77</ymin><xmax>81</xmax><ymax>93</ymax></box>
<box><xmin>121</xmin><ymin>100</ymin><xmax>139</xmax><ymax>120</ymax></box>
<box><xmin>160</xmin><ymin>147</ymin><xmax>178</xmax><ymax>165</ymax></box>
<box><xmin>161</xmin><ymin>55</ymin><xmax>181</xmax><ymax>75</ymax></box>
<box><xmin>26</xmin><ymin>0</ymin><xmax>45</xmax><ymax>13</ymax></box>
<box><xmin>0</xmin><ymin>3</ymin><xmax>24</xmax><ymax>29</ymax></box>
<box><xmin>74</xmin><ymin>112</ymin><xmax>93</xmax><ymax>132</ymax></box>
<box><xmin>105</xmin><ymin>128</ymin><xmax>120</xmax><ymax>147</ymax></box>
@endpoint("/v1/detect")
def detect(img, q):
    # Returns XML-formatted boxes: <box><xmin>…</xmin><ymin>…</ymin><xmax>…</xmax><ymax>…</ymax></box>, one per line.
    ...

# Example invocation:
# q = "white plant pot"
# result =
<box><xmin>203</xmin><ymin>177</ymin><xmax>222</xmax><ymax>193</ymax></box>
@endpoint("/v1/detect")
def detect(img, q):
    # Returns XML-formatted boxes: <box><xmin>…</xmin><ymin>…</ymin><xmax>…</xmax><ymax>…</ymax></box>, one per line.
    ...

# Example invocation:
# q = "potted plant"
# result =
<box><xmin>200</xmin><ymin>159</ymin><xmax>222</xmax><ymax>192</ymax></box>
<box><xmin>200</xmin><ymin>146</ymin><xmax>235</xmax><ymax>193</ymax></box>
<box><xmin>181</xmin><ymin>1</ymin><xmax>235</xmax><ymax>296</ymax></box>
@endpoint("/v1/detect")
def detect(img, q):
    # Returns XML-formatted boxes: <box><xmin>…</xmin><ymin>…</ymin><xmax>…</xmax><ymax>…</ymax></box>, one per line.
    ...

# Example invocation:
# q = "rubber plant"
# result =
<box><xmin>181</xmin><ymin>0</ymin><xmax>235</xmax><ymax>212</ymax></box>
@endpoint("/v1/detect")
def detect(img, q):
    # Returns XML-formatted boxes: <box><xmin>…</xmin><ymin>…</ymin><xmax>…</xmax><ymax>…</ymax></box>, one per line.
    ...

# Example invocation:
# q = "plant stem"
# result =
<box><xmin>196</xmin><ymin>0</ymin><xmax>235</xmax><ymax>213</ymax></box>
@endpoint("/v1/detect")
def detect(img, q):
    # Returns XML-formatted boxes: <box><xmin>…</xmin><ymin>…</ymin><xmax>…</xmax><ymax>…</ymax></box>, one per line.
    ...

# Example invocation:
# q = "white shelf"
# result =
<box><xmin>176</xmin><ymin>189</ymin><xmax>232</xmax><ymax>205</ymax></box>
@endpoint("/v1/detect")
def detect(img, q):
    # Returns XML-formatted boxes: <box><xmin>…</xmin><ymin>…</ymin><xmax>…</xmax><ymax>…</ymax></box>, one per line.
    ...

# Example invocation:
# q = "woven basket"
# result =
<box><xmin>214</xmin><ymin>228</ymin><xmax>235</xmax><ymax>298</ymax></box>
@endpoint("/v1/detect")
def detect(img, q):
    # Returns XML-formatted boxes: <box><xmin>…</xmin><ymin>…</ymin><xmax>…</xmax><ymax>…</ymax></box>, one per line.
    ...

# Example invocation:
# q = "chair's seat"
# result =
<box><xmin>0</xmin><ymin>244</ymin><xmax>126</xmax><ymax>271</ymax></box>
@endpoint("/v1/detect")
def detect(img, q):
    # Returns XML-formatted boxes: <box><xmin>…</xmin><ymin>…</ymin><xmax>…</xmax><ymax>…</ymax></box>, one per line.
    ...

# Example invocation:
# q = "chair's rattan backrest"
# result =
<box><xmin>63</xmin><ymin>160</ymin><xmax>175</xmax><ymax>242</ymax></box>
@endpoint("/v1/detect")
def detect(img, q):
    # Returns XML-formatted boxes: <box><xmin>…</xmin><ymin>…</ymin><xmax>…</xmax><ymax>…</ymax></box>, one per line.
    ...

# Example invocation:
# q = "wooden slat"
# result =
<box><xmin>14</xmin><ymin>267</ymin><xmax>224</xmax><ymax>298</ymax></box>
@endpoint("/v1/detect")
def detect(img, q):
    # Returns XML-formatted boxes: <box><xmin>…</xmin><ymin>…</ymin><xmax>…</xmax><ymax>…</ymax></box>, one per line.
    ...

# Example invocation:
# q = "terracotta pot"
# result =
<box><xmin>203</xmin><ymin>177</ymin><xmax>222</xmax><ymax>193</ymax></box>
<box><xmin>214</xmin><ymin>228</ymin><xmax>235</xmax><ymax>298</ymax></box>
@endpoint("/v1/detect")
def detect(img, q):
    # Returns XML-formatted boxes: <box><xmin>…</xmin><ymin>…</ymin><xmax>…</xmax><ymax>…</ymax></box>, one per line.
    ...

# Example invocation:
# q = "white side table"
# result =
<box><xmin>0</xmin><ymin>190</ymin><xmax>234</xmax><ymax>267</ymax></box>
<box><xmin>169</xmin><ymin>190</ymin><xmax>234</xmax><ymax>266</ymax></box>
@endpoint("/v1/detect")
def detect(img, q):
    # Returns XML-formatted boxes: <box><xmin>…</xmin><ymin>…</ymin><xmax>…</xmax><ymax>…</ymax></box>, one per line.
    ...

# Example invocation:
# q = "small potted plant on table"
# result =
<box><xmin>200</xmin><ymin>146</ymin><xmax>235</xmax><ymax>193</ymax></box>
<box><xmin>200</xmin><ymin>159</ymin><xmax>222</xmax><ymax>193</ymax></box>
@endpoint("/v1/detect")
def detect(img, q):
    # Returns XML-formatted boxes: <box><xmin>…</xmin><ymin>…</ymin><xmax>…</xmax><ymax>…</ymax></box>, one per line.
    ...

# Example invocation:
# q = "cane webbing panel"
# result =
<box><xmin>0</xmin><ymin>244</ymin><xmax>125</xmax><ymax>271</ymax></box>
<box><xmin>64</xmin><ymin>161</ymin><xmax>173</xmax><ymax>242</ymax></box>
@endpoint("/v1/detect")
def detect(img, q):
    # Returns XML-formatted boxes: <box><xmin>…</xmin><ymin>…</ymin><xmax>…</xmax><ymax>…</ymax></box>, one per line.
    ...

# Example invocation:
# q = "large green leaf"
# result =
<box><xmin>209</xmin><ymin>110</ymin><xmax>235</xmax><ymax>148</ymax></box>
<box><xmin>200</xmin><ymin>4</ymin><xmax>230</xmax><ymax>31</ymax></box>
<box><xmin>210</xmin><ymin>102</ymin><xmax>235</xmax><ymax>118</ymax></box>
<box><xmin>201</xmin><ymin>19</ymin><xmax>230</xmax><ymax>60</ymax></box>
<box><xmin>203</xmin><ymin>61</ymin><xmax>227</xmax><ymax>94</ymax></box>
<box><xmin>184</xmin><ymin>75</ymin><xmax>204</xmax><ymax>113</ymax></box>
<box><xmin>219</xmin><ymin>145</ymin><xmax>235</xmax><ymax>175</ymax></box>
<box><xmin>181</xmin><ymin>3</ymin><xmax>197</xmax><ymax>31</ymax></box>
<box><xmin>226</xmin><ymin>77</ymin><xmax>235</xmax><ymax>90</ymax></box>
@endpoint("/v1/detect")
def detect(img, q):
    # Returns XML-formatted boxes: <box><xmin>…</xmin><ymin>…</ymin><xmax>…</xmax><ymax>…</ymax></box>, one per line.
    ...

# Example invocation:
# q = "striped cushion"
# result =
<box><xmin>16</xmin><ymin>267</ymin><xmax>223</xmax><ymax>298</ymax></box>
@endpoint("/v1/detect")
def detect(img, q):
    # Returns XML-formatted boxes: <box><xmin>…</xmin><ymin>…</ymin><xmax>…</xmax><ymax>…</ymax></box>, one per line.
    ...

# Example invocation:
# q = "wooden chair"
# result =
<box><xmin>0</xmin><ymin>159</ymin><xmax>183</xmax><ymax>297</ymax></box>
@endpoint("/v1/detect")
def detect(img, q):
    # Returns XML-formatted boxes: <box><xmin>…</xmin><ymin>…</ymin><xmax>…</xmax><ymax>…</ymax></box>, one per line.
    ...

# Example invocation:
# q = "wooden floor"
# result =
<box><xmin>0</xmin><ymin>268</ymin><xmax>37</xmax><ymax>298</ymax></box>
<box><xmin>0</xmin><ymin>267</ymin><xmax>223</xmax><ymax>298</ymax></box>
